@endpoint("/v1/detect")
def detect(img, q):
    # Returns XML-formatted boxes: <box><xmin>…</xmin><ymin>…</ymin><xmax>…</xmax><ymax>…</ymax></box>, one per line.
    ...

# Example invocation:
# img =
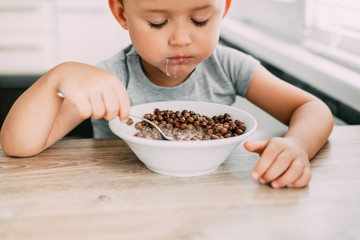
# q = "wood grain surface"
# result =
<box><xmin>1</xmin><ymin>126</ymin><xmax>360</xmax><ymax>240</ymax></box>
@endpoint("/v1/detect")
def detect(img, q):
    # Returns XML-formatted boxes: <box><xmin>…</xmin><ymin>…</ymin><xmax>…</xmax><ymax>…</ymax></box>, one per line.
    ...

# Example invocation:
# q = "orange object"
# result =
<box><xmin>223</xmin><ymin>0</ymin><xmax>232</xmax><ymax>17</ymax></box>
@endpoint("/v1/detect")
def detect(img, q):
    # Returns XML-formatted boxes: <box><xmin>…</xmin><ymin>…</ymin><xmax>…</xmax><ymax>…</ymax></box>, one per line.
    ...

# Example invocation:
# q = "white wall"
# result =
<box><xmin>0</xmin><ymin>0</ymin><xmax>131</xmax><ymax>75</ymax></box>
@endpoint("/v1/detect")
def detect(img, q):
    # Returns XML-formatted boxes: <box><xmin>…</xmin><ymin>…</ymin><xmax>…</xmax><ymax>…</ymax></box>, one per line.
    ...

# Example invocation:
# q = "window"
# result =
<box><xmin>304</xmin><ymin>0</ymin><xmax>360</xmax><ymax>72</ymax></box>
<box><xmin>227</xmin><ymin>0</ymin><xmax>360</xmax><ymax>72</ymax></box>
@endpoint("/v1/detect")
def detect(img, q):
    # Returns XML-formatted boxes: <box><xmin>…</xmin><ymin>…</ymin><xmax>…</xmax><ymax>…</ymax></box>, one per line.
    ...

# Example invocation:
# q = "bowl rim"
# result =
<box><xmin>109</xmin><ymin>101</ymin><xmax>257</xmax><ymax>148</ymax></box>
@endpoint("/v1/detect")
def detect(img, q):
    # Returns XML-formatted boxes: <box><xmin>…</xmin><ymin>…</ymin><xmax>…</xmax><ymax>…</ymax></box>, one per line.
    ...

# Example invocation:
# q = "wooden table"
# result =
<box><xmin>1</xmin><ymin>125</ymin><xmax>360</xmax><ymax>240</ymax></box>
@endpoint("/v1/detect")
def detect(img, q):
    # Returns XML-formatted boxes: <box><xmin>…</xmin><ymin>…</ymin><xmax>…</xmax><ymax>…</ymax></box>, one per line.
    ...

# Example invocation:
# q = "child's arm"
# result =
<box><xmin>0</xmin><ymin>62</ymin><xmax>130</xmax><ymax>157</ymax></box>
<box><xmin>244</xmin><ymin>65</ymin><xmax>334</xmax><ymax>188</ymax></box>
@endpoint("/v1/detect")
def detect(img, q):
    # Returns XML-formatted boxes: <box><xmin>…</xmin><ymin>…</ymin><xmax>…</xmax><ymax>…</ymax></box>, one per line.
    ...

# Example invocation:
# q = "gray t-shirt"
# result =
<box><xmin>91</xmin><ymin>44</ymin><xmax>260</xmax><ymax>138</ymax></box>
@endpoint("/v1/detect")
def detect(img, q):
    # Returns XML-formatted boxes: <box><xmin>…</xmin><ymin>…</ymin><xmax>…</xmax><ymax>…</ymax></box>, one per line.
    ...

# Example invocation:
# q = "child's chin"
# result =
<box><xmin>165</xmin><ymin>68</ymin><xmax>193</xmax><ymax>79</ymax></box>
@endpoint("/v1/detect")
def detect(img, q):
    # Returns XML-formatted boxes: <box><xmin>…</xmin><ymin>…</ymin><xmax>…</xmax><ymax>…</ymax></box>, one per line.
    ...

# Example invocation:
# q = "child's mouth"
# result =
<box><xmin>167</xmin><ymin>56</ymin><xmax>193</xmax><ymax>63</ymax></box>
<box><xmin>156</xmin><ymin>56</ymin><xmax>194</xmax><ymax>78</ymax></box>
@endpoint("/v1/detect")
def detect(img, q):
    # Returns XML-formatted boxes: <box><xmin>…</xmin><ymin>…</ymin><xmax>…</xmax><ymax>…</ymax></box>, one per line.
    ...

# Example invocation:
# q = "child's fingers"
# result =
<box><xmin>244</xmin><ymin>140</ymin><xmax>268</xmax><ymax>180</ymax></box>
<box><xmin>260</xmin><ymin>150</ymin><xmax>295</xmax><ymax>183</ymax></box>
<box><xmin>71</xmin><ymin>93</ymin><xmax>92</xmax><ymax>119</ymax></box>
<box><xmin>89</xmin><ymin>94</ymin><xmax>106</xmax><ymax>119</ymax></box>
<box><xmin>102</xmin><ymin>89</ymin><xmax>120</xmax><ymax>121</ymax></box>
<box><xmin>114</xmin><ymin>82</ymin><xmax>130</xmax><ymax>122</ymax></box>
<box><xmin>250</xmin><ymin>138</ymin><xmax>283</xmax><ymax>180</ymax></box>
<box><xmin>270</xmin><ymin>158</ymin><xmax>305</xmax><ymax>188</ymax></box>
<box><xmin>287</xmin><ymin>167</ymin><xmax>311</xmax><ymax>188</ymax></box>
<box><xmin>244</xmin><ymin>140</ymin><xmax>267</xmax><ymax>155</ymax></box>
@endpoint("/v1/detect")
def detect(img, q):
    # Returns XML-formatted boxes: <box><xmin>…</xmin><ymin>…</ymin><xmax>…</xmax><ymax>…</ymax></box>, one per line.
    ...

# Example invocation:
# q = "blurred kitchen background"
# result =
<box><xmin>1</xmin><ymin>0</ymin><xmax>359</xmax><ymax>137</ymax></box>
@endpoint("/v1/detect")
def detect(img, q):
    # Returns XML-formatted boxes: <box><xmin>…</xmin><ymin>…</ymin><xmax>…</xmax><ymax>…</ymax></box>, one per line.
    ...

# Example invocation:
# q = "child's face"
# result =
<box><xmin>118</xmin><ymin>0</ymin><xmax>226</xmax><ymax>86</ymax></box>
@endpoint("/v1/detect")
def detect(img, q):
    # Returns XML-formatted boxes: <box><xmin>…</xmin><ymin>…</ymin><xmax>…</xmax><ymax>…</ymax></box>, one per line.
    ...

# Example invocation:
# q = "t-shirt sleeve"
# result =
<box><xmin>216</xmin><ymin>45</ymin><xmax>260</xmax><ymax>97</ymax></box>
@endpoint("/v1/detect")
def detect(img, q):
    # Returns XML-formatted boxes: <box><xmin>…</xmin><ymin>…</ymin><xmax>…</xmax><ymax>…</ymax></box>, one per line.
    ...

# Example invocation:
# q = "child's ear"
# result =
<box><xmin>108</xmin><ymin>0</ymin><xmax>128</xmax><ymax>30</ymax></box>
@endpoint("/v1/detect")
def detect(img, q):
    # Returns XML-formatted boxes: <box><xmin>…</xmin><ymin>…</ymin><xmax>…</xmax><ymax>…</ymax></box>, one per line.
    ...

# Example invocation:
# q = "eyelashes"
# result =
<box><xmin>149</xmin><ymin>19</ymin><xmax>209</xmax><ymax>29</ymax></box>
<box><xmin>191</xmin><ymin>19</ymin><xmax>208</xmax><ymax>27</ymax></box>
<box><xmin>149</xmin><ymin>20</ymin><xmax>168</xmax><ymax>29</ymax></box>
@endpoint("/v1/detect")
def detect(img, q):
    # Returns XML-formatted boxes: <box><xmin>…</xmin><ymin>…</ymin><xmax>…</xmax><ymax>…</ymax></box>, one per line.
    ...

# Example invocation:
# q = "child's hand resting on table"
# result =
<box><xmin>245</xmin><ymin>137</ymin><xmax>310</xmax><ymax>189</ymax></box>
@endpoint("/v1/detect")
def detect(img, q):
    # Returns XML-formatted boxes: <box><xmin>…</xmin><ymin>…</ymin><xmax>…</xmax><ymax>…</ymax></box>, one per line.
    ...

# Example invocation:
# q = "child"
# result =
<box><xmin>0</xmin><ymin>0</ymin><xmax>333</xmax><ymax>188</ymax></box>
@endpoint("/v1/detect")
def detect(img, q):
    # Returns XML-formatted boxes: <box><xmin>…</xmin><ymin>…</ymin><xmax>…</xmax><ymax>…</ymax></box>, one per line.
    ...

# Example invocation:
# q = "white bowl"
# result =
<box><xmin>109</xmin><ymin>101</ymin><xmax>257</xmax><ymax>177</ymax></box>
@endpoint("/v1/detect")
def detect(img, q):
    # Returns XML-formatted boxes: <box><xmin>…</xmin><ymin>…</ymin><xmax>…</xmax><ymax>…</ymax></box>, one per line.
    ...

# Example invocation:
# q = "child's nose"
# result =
<box><xmin>169</xmin><ymin>24</ymin><xmax>191</xmax><ymax>47</ymax></box>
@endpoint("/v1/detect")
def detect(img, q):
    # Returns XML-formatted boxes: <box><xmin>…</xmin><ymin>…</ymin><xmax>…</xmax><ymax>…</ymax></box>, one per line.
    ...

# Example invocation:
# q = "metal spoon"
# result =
<box><xmin>57</xmin><ymin>92</ymin><xmax>174</xmax><ymax>141</ymax></box>
<box><xmin>130</xmin><ymin>115</ymin><xmax>175</xmax><ymax>141</ymax></box>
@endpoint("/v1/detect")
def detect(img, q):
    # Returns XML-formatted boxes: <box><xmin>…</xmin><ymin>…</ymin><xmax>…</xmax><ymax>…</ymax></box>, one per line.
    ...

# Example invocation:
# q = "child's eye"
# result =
<box><xmin>191</xmin><ymin>19</ymin><xmax>208</xmax><ymax>27</ymax></box>
<box><xmin>149</xmin><ymin>20</ymin><xmax>168</xmax><ymax>29</ymax></box>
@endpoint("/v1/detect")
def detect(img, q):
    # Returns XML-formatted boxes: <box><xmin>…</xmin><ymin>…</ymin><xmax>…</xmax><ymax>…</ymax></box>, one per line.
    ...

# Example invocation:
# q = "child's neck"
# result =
<box><xmin>140</xmin><ymin>58</ymin><xmax>191</xmax><ymax>87</ymax></box>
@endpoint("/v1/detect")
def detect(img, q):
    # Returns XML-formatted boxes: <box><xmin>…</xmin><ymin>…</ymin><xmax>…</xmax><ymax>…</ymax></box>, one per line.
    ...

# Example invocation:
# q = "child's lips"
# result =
<box><xmin>167</xmin><ymin>56</ymin><xmax>193</xmax><ymax>62</ymax></box>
